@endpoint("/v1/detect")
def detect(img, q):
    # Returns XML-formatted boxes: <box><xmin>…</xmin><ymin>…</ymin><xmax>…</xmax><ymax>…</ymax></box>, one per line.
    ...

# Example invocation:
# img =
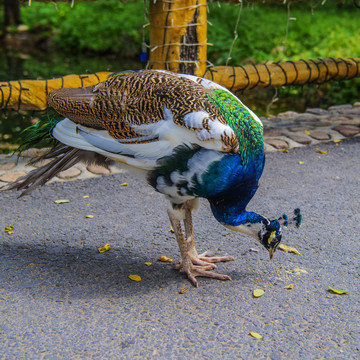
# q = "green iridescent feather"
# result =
<box><xmin>16</xmin><ymin>114</ymin><xmax>62</xmax><ymax>155</ymax></box>
<box><xmin>206</xmin><ymin>89</ymin><xmax>264</xmax><ymax>160</ymax></box>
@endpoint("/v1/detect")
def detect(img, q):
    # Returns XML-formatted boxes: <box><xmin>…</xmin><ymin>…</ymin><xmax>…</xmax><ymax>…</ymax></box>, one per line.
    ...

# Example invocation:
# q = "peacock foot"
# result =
<box><xmin>183</xmin><ymin>263</ymin><xmax>232</xmax><ymax>287</ymax></box>
<box><xmin>197</xmin><ymin>250</ymin><xmax>235</xmax><ymax>264</ymax></box>
<box><xmin>176</xmin><ymin>252</ymin><xmax>234</xmax><ymax>287</ymax></box>
<box><xmin>174</xmin><ymin>250</ymin><xmax>234</xmax><ymax>271</ymax></box>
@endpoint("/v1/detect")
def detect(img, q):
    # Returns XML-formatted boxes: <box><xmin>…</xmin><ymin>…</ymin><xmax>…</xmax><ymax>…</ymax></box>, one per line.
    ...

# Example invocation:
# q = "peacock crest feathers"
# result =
<box><xmin>278</xmin><ymin>208</ymin><xmax>302</xmax><ymax>228</ymax></box>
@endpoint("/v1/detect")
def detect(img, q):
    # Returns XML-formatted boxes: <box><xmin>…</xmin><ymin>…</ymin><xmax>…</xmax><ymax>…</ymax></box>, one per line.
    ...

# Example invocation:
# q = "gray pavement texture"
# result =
<box><xmin>0</xmin><ymin>138</ymin><xmax>360</xmax><ymax>360</ymax></box>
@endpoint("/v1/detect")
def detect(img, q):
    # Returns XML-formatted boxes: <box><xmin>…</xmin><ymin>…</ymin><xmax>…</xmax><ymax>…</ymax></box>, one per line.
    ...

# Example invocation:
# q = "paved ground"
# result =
<box><xmin>0</xmin><ymin>137</ymin><xmax>359</xmax><ymax>359</ymax></box>
<box><xmin>1</xmin><ymin>103</ymin><xmax>359</xmax><ymax>184</ymax></box>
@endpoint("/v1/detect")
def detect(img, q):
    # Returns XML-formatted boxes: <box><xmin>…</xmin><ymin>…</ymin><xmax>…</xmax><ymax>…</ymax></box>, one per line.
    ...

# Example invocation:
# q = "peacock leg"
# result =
<box><xmin>183</xmin><ymin>200</ymin><xmax>235</xmax><ymax>265</ymax></box>
<box><xmin>167</xmin><ymin>206</ymin><xmax>231</xmax><ymax>287</ymax></box>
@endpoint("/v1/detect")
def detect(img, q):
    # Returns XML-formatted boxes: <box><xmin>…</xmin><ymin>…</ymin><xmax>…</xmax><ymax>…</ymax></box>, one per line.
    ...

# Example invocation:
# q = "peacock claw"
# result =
<box><xmin>175</xmin><ymin>250</ymin><xmax>234</xmax><ymax>286</ymax></box>
<box><xmin>174</xmin><ymin>261</ymin><xmax>215</xmax><ymax>271</ymax></box>
<box><xmin>185</xmin><ymin>266</ymin><xmax>232</xmax><ymax>288</ymax></box>
<box><xmin>175</xmin><ymin>250</ymin><xmax>234</xmax><ymax>271</ymax></box>
<box><xmin>197</xmin><ymin>250</ymin><xmax>235</xmax><ymax>263</ymax></box>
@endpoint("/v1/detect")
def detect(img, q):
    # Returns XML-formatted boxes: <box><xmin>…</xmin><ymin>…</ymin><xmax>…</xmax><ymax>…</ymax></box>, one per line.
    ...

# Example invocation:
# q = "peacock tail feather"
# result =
<box><xmin>16</xmin><ymin>112</ymin><xmax>62</xmax><ymax>155</ymax></box>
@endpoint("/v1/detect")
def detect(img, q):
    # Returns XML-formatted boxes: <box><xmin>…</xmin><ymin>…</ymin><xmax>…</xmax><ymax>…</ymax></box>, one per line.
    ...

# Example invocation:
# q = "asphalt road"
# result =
<box><xmin>1</xmin><ymin>138</ymin><xmax>359</xmax><ymax>359</ymax></box>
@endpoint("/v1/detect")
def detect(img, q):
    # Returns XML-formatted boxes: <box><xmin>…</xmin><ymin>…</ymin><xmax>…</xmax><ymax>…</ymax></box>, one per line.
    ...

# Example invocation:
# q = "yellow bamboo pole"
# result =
<box><xmin>1</xmin><ymin>58</ymin><xmax>359</xmax><ymax>111</ymax></box>
<box><xmin>204</xmin><ymin>58</ymin><xmax>360</xmax><ymax>92</ymax></box>
<box><xmin>148</xmin><ymin>0</ymin><xmax>207</xmax><ymax>76</ymax></box>
<box><xmin>0</xmin><ymin>72</ymin><xmax>112</xmax><ymax>111</ymax></box>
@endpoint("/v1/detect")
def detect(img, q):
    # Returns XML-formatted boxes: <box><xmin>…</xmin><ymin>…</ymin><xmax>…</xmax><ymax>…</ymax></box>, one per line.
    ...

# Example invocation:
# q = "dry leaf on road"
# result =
<box><xmin>249</xmin><ymin>332</ymin><xmax>263</xmax><ymax>340</ymax></box>
<box><xmin>128</xmin><ymin>274</ymin><xmax>142</xmax><ymax>282</ymax></box>
<box><xmin>328</xmin><ymin>286</ymin><xmax>349</xmax><ymax>295</ymax></box>
<box><xmin>98</xmin><ymin>244</ymin><xmax>113</xmax><ymax>253</ymax></box>
<box><xmin>279</xmin><ymin>244</ymin><xmax>301</xmax><ymax>255</ymax></box>
<box><xmin>54</xmin><ymin>199</ymin><xmax>70</xmax><ymax>204</ymax></box>
<box><xmin>253</xmin><ymin>289</ymin><xmax>265</xmax><ymax>298</ymax></box>
<box><xmin>158</xmin><ymin>256</ymin><xmax>173</xmax><ymax>263</ymax></box>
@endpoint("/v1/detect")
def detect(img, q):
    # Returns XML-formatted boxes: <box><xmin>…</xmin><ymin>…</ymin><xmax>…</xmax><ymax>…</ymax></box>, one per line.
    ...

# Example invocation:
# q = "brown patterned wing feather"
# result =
<box><xmin>47</xmin><ymin>70</ymin><xmax>237</xmax><ymax>148</ymax></box>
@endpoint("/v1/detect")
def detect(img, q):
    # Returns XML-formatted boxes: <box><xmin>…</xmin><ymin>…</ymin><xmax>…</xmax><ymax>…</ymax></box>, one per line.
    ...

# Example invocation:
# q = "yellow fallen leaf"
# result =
<box><xmin>145</xmin><ymin>262</ymin><xmax>152</xmax><ymax>266</ymax></box>
<box><xmin>4</xmin><ymin>225</ymin><xmax>14</xmax><ymax>232</ymax></box>
<box><xmin>249</xmin><ymin>332</ymin><xmax>263</xmax><ymax>340</ymax></box>
<box><xmin>328</xmin><ymin>286</ymin><xmax>349</xmax><ymax>295</ymax></box>
<box><xmin>179</xmin><ymin>287</ymin><xmax>188</xmax><ymax>294</ymax></box>
<box><xmin>98</xmin><ymin>244</ymin><xmax>113</xmax><ymax>253</ymax></box>
<box><xmin>55</xmin><ymin>199</ymin><xmax>70</xmax><ymax>204</ymax></box>
<box><xmin>279</xmin><ymin>244</ymin><xmax>301</xmax><ymax>255</ymax></box>
<box><xmin>158</xmin><ymin>256</ymin><xmax>173</xmax><ymax>263</ymax></box>
<box><xmin>282</xmin><ymin>149</ymin><xmax>289</xmax><ymax>153</ymax></box>
<box><xmin>333</xmin><ymin>139</ymin><xmax>342</xmax><ymax>143</ymax></box>
<box><xmin>284</xmin><ymin>284</ymin><xmax>294</xmax><ymax>290</ymax></box>
<box><xmin>83</xmin><ymin>195</ymin><xmax>89</xmax><ymax>198</ymax></box>
<box><xmin>85</xmin><ymin>215</ymin><xmax>94</xmax><ymax>218</ymax></box>
<box><xmin>304</xmin><ymin>130</ymin><xmax>311</xmax><ymax>135</ymax></box>
<box><xmin>299</xmin><ymin>161</ymin><xmax>304</xmax><ymax>165</ymax></box>
<box><xmin>316</xmin><ymin>148</ymin><xmax>328</xmax><ymax>155</ymax></box>
<box><xmin>121</xmin><ymin>182</ymin><xmax>128</xmax><ymax>186</ymax></box>
<box><xmin>253</xmin><ymin>289</ymin><xmax>265</xmax><ymax>298</ymax></box>
<box><xmin>294</xmin><ymin>267</ymin><xmax>308</xmax><ymax>274</ymax></box>
<box><xmin>128</xmin><ymin>274</ymin><xmax>141</xmax><ymax>282</ymax></box>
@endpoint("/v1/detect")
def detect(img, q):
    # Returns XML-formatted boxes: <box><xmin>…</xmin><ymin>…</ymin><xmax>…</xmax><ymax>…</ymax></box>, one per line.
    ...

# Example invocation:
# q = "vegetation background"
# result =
<box><xmin>0</xmin><ymin>0</ymin><xmax>359</xmax><ymax>150</ymax></box>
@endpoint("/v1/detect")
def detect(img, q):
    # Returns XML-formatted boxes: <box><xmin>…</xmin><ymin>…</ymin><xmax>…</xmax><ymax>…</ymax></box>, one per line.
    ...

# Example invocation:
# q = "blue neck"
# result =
<box><xmin>193</xmin><ymin>152</ymin><xmax>265</xmax><ymax>199</ymax></box>
<box><xmin>188</xmin><ymin>150</ymin><xmax>266</xmax><ymax>227</ymax></box>
<box><xmin>210</xmin><ymin>203</ymin><xmax>266</xmax><ymax>227</ymax></box>
<box><xmin>198</xmin><ymin>152</ymin><xmax>265</xmax><ymax>228</ymax></box>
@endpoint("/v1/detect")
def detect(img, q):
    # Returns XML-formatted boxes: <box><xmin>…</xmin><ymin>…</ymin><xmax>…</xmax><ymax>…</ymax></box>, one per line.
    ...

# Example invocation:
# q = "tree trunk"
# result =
<box><xmin>4</xmin><ymin>0</ymin><xmax>21</xmax><ymax>27</ymax></box>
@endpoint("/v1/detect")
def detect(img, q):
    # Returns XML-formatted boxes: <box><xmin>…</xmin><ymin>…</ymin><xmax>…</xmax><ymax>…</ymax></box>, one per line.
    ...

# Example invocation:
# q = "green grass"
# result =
<box><xmin>14</xmin><ymin>1</ymin><xmax>359</xmax><ymax>63</ymax></box>
<box><xmin>207</xmin><ymin>3</ymin><xmax>360</xmax><ymax>65</ymax></box>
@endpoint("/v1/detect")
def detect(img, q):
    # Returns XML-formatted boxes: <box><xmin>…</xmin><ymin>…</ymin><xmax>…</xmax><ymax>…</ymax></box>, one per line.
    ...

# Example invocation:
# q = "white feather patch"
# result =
<box><xmin>224</xmin><ymin>223</ymin><xmax>265</xmax><ymax>243</ymax></box>
<box><xmin>130</xmin><ymin>107</ymin><xmax>224</xmax><ymax>152</ymax></box>
<box><xmin>156</xmin><ymin>176</ymin><xmax>194</xmax><ymax>204</ymax></box>
<box><xmin>183</xmin><ymin>111</ymin><xmax>209</xmax><ymax>129</ymax></box>
<box><xmin>53</xmin><ymin>119</ymin><xmax>156</xmax><ymax>170</ymax></box>
<box><xmin>185</xmin><ymin>150</ymin><xmax>224</xmax><ymax>187</ymax></box>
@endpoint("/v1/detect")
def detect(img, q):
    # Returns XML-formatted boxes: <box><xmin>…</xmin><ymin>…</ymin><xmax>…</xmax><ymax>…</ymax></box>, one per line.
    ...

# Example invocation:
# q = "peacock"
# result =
<box><xmin>2</xmin><ymin>70</ymin><xmax>301</xmax><ymax>287</ymax></box>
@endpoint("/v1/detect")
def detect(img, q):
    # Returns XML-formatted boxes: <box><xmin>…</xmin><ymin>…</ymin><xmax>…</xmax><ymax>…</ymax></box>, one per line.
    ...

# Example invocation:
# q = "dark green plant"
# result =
<box><xmin>21</xmin><ymin>0</ymin><xmax>144</xmax><ymax>55</ymax></box>
<box><xmin>207</xmin><ymin>3</ymin><xmax>360</xmax><ymax>65</ymax></box>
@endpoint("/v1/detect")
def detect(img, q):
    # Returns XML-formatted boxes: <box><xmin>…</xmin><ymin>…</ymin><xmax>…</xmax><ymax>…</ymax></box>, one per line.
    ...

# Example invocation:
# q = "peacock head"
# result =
<box><xmin>258</xmin><ymin>209</ymin><xmax>302</xmax><ymax>259</ymax></box>
<box><xmin>220</xmin><ymin>208</ymin><xmax>301</xmax><ymax>260</ymax></box>
<box><xmin>258</xmin><ymin>219</ymin><xmax>282</xmax><ymax>260</ymax></box>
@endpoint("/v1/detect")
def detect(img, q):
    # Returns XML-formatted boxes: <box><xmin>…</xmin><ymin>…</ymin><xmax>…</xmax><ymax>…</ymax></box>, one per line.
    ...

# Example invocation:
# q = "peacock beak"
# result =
<box><xmin>269</xmin><ymin>248</ymin><xmax>275</xmax><ymax>260</ymax></box>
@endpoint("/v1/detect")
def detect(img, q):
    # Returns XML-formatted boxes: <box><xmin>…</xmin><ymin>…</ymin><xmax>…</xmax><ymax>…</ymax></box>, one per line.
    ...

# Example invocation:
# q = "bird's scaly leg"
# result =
<box><xmin>181</xmin><ymin>200</ymin><xmax>235</xmax><ymax>266</ymax></box>
<box><xmin>181</xmin><ymin>201</ymin><xmax>215</xmax><ymax>270</ymax></box>
<box><xmin>167</xmin><ymin>204</ymin><xmax>232</xmax><ymax>287</ymax></box>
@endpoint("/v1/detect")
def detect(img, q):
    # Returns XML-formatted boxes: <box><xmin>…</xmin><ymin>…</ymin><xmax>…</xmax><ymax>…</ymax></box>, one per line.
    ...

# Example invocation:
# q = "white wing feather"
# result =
<box><xmin>52</xmin><ymin>71</ymin><xmax>261</xmax><ymax>171</ymax></box>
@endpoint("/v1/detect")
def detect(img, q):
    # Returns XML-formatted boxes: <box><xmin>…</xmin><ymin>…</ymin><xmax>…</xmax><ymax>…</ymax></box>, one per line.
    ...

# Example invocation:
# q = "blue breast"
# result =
<box><xmin>148</xmin><ymin>144</ymin><xmax>265</xmax><ymax>224</ymax></box>
<box><xmin>195</xmin><ymin>152</ymin><xmax>265</xmax><ymax>226</ymax></box>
